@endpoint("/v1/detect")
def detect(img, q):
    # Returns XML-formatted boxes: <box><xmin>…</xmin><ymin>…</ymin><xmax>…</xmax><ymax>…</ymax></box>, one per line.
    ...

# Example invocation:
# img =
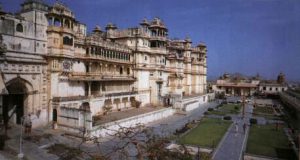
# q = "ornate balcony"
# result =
<box><xmin>69</xmin><ymin>72</ymin><xmax>136</xmax><ymax>81</ymax></box>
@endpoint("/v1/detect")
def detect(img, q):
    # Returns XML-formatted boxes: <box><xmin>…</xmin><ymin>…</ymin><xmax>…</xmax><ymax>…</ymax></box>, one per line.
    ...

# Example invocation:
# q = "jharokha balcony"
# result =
<box><xmin>69</xmin><ymin>72</ymin><xmax>136</xmax><ymax>81</ymax></box>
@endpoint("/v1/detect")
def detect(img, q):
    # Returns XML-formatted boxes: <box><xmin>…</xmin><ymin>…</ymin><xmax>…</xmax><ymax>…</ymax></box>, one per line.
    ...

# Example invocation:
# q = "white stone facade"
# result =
<box><xmin>0</xmin><ymin>1</ymin><xmax>49</xmax><ymax>127</ymax></box>
<box><xmin>0</xmin><ymin>1</ymin><xmax>208</xmax><ymax>131</ymax></box>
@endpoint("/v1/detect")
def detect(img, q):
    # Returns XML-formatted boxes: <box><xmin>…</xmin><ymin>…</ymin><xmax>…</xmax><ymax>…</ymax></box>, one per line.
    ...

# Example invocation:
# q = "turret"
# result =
<box><xmin>277</xmin><ymin>72</ymin><xmax>285</xmax><ymax>84</ymax></box>
<box><xmin>140</xmin><ymin>18</ymin><xmax>150</xmax><ymax>28</ymax></box>
<box><xmin>93</xmin><ymin>25</ymin><xmax>102</xmax><ymax>34</ymax></box>
<box><xmin>105</xmin><ymin>23</ymin><xmax>117</xmax><ymax>39</ymax></box>
<box><xmin>149</xmin><ymin>17</ymin><xmax>168</xmax><ymax>48</ymax></box>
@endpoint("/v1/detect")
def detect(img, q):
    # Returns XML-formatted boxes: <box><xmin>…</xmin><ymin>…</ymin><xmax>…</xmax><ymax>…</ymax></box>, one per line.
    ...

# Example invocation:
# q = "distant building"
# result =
<box><xmin>258</xmin><ymin>73</ymin><xmax>288</xmax><ymax>95</ymax></box>
<box><xmin>212</xmin><ymin>73</ymin><xmax>259</xmax><ymax>96</ymax></box>
<box><xmin>212</xmin><ymin>73</ymin><xmax>287</xmax><ymax>96</ymax></box>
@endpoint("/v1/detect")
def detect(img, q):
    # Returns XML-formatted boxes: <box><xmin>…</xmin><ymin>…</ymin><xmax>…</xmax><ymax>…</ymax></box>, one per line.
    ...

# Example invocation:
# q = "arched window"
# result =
<box><xmin>48</xmin><ymin>18</ymin><xmax>52</xmax><ymax>25</ymax></box>
<box><xmin>63</xmin><ymin>36</ymin><xmax>73</xmax><ymax>46</ymax></box>
<box><xmin>54</xmin><ymin>18</ymin><xmax>61</xmax><ymax>27</ymax></box>
<box><xmin>16</xmin><ymin>23</ymin><xmax>23</xmax><ymax>32</ymax></box>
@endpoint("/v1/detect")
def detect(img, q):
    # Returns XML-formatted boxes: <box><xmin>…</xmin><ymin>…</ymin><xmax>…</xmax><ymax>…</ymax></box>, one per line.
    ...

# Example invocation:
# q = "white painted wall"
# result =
<box><xmin>57</xmin><ymin>81</ymin><xmax>85</xmax><ymax>97</ymax></box>
<box><xmin>72</xmin><ymin>61</ymin><xmax>86</xmax><ymax>72</ymax></box>
<box><xmin>90</xmin><ymin>108</ymin><xmax>175</xmax><ymax>137</ymax></box>
<box><xmin>138</xmin><ymin>71</ymin><xmax>149</xmax><ymax>89</ymax></box>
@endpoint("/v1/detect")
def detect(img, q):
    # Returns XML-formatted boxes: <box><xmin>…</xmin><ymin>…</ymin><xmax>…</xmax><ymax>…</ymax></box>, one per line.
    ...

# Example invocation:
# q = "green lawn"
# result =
<box><xmin>209</xmin><ymin>104</ymin><xmax>241</xmax><ymax>115</ymax></box>
<box><xmin>246</xmin><ymin>124</ymin><xmax>297</xmax><ymax>159</ymax></box>
<box><xmin>178</xmin><ymin>118</ymin><xmax>231</xmax><ymax>148</ymax></box>
<box><xmin>253</xmin><ymin>106</ymin><xmax>274</xmax><ymax>115</ymax></box>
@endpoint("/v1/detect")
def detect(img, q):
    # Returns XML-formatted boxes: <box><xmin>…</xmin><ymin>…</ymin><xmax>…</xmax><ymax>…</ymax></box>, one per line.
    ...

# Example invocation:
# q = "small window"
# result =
<box><xmin>16</xmin><ymin>23</ymin><xmax>23</xmax><ymax>32</ymax></box>
<box><xmin>119</xmin><ymin>67</ymin><xmax>123</xmax><ymax>74</ymax></box>
<box><xmin>127</xmin><ymin>68</ymin><xmax>130</xmax><ymax>75</ymax></box>
<box><xmin>263</xmin><ymin>87</ymin><xmax>266</xmax><ymax>90</ymax></box>
<box><xmin>269</xmin><ymin>87</ymin><xmax>272</xmax><ymax>91</ymax></box>
<box><xmin>145</xmin><ymin>56</ymin><xmax>147</xmax><ymax>61</ymax></box>
<box><xmin>64</xmin><ymin>20</ymin><xmax>70</xmax><ymax>28</ymax></box>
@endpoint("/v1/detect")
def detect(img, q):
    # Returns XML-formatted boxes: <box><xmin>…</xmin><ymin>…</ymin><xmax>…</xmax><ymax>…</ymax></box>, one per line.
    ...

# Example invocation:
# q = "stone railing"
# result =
<box><xmin>71</xmin><ymin>72</ymin><xmax>135</xmax><ymax>79</ymax></box>
<box><xmin>47</xmin><ymin>26</ymin><xmax>74</xmax><ymax>34</ymax></box>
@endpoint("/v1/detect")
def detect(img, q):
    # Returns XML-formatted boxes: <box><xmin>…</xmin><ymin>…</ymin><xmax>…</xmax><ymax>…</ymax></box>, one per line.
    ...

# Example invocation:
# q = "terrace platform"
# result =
<box><xmin>93</xmin><ymin>106</ymin><xmax>165</xmax><ymax>126</ymax></box>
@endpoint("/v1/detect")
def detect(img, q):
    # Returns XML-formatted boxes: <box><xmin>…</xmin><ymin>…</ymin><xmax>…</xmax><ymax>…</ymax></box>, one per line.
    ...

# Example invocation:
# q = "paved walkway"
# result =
<box><xmin>213</xmin><ymin>104</ymin><xmax>253</xmax><ymax>160</ymax></box>
<box><xmin>0</xmin><ymin>101</ymin><xmax>219</xmax><ymax>160</ymax></box>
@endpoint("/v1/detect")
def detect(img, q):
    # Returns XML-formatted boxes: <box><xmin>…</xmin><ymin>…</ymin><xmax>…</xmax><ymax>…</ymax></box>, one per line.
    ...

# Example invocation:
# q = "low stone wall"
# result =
<box><xmin>244</xmin><ymin>153</ymin><xmax>277</xmax><ymax>160</ymax></box>
<box><xmin>183</xmin><ymin>93</ymin><xmax>215</xmax><ymax>112</ymax></box>
<box><xmin>166</xmin><ymin>143</ymin><xmax>212</xmax><ymax>155</ymax></box>
<box><xmin>57</xmin><ymin>107</ymin><xmax>93</xmax><ymax>134</ymax></box>
<box><xmin>90</xmin><ymin>108</ymin><xmax>175</xmax><ymax>137</ymax></box>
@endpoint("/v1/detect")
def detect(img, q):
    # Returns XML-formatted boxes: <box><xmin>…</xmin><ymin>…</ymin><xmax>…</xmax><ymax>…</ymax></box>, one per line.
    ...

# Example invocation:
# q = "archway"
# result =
<box><xmin>3</xmin><ymin>78</ymin><xmax>31</xmax><ymax>125</ymax></box>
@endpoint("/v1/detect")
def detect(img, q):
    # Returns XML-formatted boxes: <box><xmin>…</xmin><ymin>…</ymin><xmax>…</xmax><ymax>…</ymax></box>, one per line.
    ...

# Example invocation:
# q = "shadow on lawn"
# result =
<box><xmin>275</xmin><ymin>148</ymin><xmax>297</xmax><ymax>160</ymax></box>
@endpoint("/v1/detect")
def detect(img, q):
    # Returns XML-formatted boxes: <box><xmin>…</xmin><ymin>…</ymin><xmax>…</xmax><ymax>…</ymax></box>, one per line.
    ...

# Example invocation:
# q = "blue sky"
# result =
<box><xmin>2</xmin><ymin>0</ymin><xmax>300</xmax><ymax>81</ymax></box>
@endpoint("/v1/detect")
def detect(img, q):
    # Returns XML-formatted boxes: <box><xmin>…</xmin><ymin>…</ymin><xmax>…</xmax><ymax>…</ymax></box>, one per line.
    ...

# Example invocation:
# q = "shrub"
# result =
<box><xmin>208</xmin><ymin>108</ymin><xmax>214</xmax><ymax>112</ymax></box>
<box><xmin>223</xmin><ymin>116</ymin><xmax>232</xmax><ymax>120</ymax></box>
<box><xmin>103</xmin><ymin>105</ymin><xmax>112</xmax><ymax>115</ymax></box>
<box><xmin>221</xmin><ymin>101</ymin><xmax>227</xmax><ymax>105</ymax></box>
<box><xmin>250</xmin><ymin>118</ymin><xmax>257</xmax><ymax>124</ymax></box>
<box><xmin>234</xmin><ymin>106</ymin><xmax>239</xmax><ymax>110</ymax></box>
<box><xmin>204</xmin><ymin>111</ymin><xmax>209</xmax><ymax>115</ymax></box>
<box><xmin>131</xmin><ymin>99</ymin><xmax>142</xmax><ymax>108</ymax></box>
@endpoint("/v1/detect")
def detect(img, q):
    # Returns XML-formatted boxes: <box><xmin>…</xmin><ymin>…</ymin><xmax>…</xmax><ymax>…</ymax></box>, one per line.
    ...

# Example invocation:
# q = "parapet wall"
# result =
<box><xmin>90</xmin><ymin>108</ymin><xmax>175</xmax><ymax>137</ymax></box>
<box><xmin>182</xmin><ymin>93</ymin><xmax>215</xmax><ymax>112</ymax></box>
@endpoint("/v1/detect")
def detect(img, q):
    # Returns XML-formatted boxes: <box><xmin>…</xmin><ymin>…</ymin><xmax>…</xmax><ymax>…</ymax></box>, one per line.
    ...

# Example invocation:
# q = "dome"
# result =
<box><xmin>149</xmin><ymin>17</ymin><xmax>167</xmax><ymax>29</ymax></box>
<box><xmin>185</xmin><ymin>37</ymin><xmax>192</xmax><ymax>43</ymax></box>
<box><xmin>105</xmin><ymin>22</ymin><xmax>117</xmax><ymax>30</ymax></box>
<box><xmin>93</xmin><ymin>25</ymin><xmax>102</xmax><ymax>33</ymax></box>
<box><xmin>140</xmin><ymin>18</ymin><xmax>150</xmax><ymax>26</ymax></box>
<box><xmin>197</xmin><ymin>42</ymin><xmax>206</xmax><ymax>48</ymax></box>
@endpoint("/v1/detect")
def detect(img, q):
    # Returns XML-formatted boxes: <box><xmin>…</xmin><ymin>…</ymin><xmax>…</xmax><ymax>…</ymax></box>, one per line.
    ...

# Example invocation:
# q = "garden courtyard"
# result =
<box><xmin>175</xmin><ymin>98</ymin><xmax>298</xmax><ymax>160</ymax></box>
<box><xmin>246</xmin><ymin>124</ymin><xmax>297</xmax><ymax>159</ymax></box>
<box><xmin>178</xmin><ymin>118</ymin><xmax>231</xmax><ymax>148</ymax></box>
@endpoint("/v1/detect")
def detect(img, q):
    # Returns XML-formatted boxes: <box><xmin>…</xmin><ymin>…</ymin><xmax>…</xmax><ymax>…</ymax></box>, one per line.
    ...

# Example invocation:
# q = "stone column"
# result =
<box><xmin>51</xmin><ymin>17</ymin><xmax>54</xmax><ymax>26</ymax></box>
<box><xmin>62</xmin><ymin>18</ymin><xmax>65</xmax><ymax>27</ymax></box>
<box><xmin>88</xmin><ymin>82</ymin><xmax>91</xmax><ymax>96</ymax></box>
<box><xmin>89</xmin><ymin>62</ymin><xmax>92</xmax><ymax>73</ymax></box>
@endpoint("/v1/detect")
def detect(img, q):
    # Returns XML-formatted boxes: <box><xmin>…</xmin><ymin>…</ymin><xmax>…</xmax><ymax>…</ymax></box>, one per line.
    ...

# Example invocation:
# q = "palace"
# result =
<box><xmin>0</xmin><ymin>0</ymin><xmax>210</xmax><ymax>132</ymax></box>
